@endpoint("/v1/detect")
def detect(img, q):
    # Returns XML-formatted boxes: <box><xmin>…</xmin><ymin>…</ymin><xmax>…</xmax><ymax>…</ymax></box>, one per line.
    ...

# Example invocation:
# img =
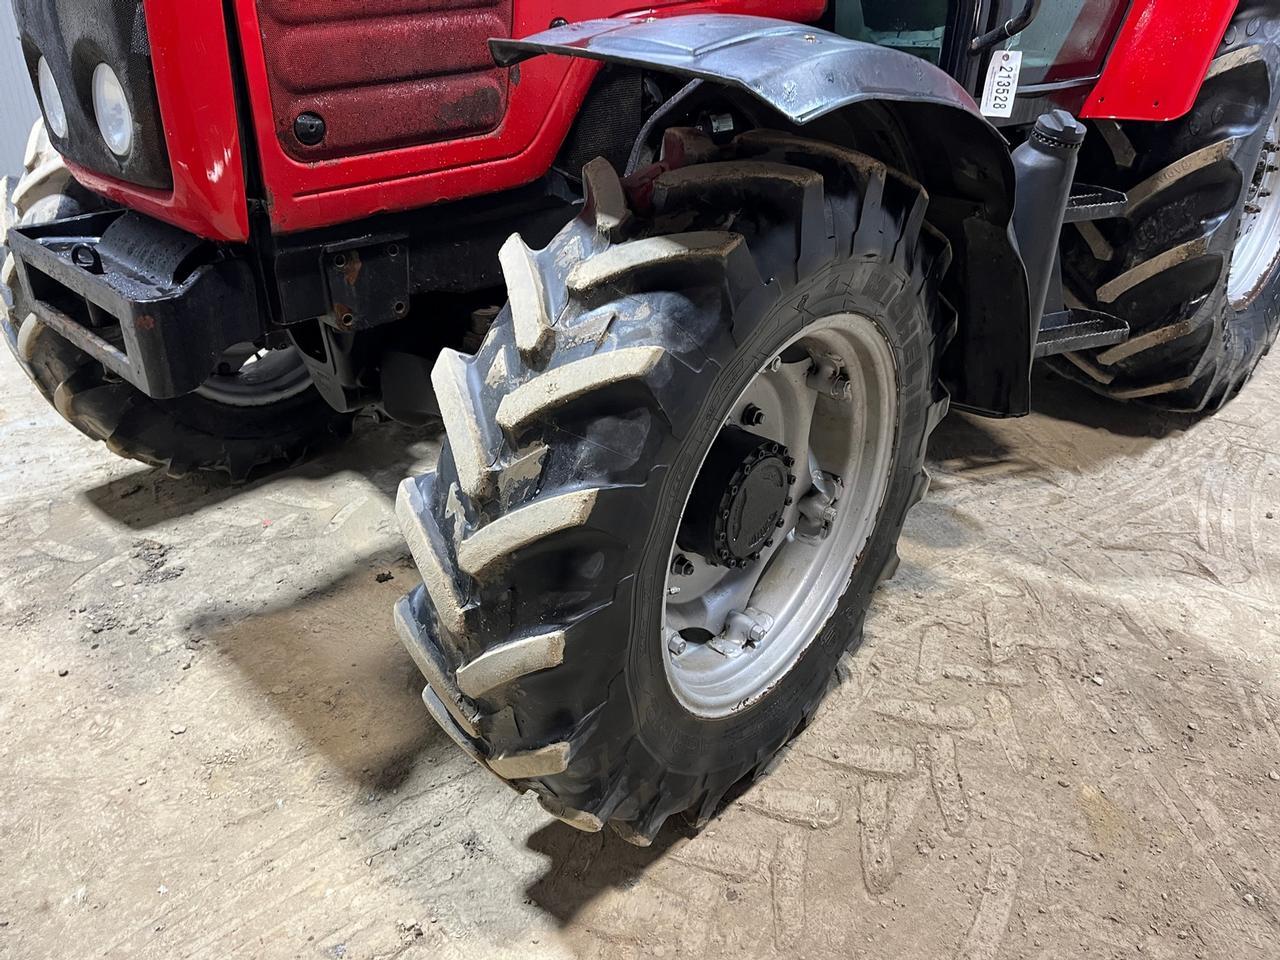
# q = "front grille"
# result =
<box><xmin>12</xmin><ymin>0</ymin><xmax>170</xmax><ymax>189</ymax></box>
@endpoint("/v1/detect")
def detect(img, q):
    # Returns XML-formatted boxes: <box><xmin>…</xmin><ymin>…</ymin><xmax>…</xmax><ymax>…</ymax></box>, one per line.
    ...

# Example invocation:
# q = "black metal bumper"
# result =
<box><xmin>7</xmin><ymin>210</ymin><xmax>264</xmax><ymax>399</ymax></box>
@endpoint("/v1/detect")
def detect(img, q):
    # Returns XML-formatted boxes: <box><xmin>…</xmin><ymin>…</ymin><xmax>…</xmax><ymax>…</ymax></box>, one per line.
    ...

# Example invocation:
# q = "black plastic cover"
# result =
<box><xmin>12</xmin><ymin>0</ymin><xmax>171</xmax><ymax>189</ymax></box>
<box><xmin>8</xmin><ymin>210</ymin><xmax>261</xmax><ymax>398</ymax></box>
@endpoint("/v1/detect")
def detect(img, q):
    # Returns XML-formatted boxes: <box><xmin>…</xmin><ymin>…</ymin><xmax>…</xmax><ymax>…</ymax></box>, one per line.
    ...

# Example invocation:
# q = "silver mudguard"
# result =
<box><xmin>492</xmin><ymin>15</ymin><xmax>1033</xmax><ymax>417</ymax></box>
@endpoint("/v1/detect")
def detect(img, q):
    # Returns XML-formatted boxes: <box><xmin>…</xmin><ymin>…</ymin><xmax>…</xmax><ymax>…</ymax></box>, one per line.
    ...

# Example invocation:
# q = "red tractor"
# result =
<box><xmin>3</xmin><ymin>1</ymin><xmax>1275</xmax><ymax>842</ymax></box>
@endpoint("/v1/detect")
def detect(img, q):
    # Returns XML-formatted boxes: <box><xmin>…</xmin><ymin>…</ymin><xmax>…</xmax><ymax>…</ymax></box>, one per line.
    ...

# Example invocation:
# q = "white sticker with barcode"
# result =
<box><xmin>980</xmin><ymin>49</ymin><xmax>1022</xmax><ymax>118</ymax></box>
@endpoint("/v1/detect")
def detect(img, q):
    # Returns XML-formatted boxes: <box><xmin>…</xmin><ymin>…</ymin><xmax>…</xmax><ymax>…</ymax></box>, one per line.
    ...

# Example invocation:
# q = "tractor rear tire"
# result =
<box><xmin>393</xmin><ymin>130</ymin><xmax>953</xmax><ymax>842</ymax></box>
<box><xmin>1</xmin><ymin>121</ymin><xmax>353</xmax><ymax>481</ymax></box>
<box><xmin>1058</xmin><ymin>5</ymin><xmax>1280</xmax><ymax>411</ymax></box>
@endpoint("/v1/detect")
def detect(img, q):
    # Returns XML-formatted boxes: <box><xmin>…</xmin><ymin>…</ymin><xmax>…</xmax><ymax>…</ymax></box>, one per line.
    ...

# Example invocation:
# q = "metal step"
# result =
<box><xmin>1034</xmin><ymin>308</ymin><xmax>1130</xmax><ymax>358</ymax></box>
<box><xmin>1064</xmin><ymin>184</ymin><xmax>1127</xmax><ymax>222</ymax></box>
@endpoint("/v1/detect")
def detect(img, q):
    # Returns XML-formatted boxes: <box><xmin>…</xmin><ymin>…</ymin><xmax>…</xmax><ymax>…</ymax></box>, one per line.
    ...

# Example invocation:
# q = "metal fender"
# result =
<box><xmin>492</xmin><ymin>15</ymin><xmax>1033</xmax><ymax>417</ymax></box>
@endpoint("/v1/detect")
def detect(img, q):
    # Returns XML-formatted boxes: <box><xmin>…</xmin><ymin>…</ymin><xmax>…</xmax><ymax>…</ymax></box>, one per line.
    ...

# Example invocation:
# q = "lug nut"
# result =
<box><xmin>667</xmin><ymin>632</ymin><xmax>687</xmax><ymax>656</ymax></box>
<box><xmin>741</xmin><ymin>404</ymin><xmax>766</xmax><ymax>427</ymax></box>
<box><xmin>670</xmin><ymin>554</ymin><xmax>695</xmax><ymax>577</ymax></box>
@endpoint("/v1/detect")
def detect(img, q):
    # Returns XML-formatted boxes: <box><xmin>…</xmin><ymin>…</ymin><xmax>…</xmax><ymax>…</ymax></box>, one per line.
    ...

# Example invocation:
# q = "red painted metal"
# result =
<box><xmin>255</xmin><ymin>0</ymin><xmax>515</xmax><ymax>163</ymax></box>
<box><xmin>1081</xmin><ymin>0</ymin><xmax>1238</xmax><ymax>122</ymax></box>
<box><xmin>234</xmin><ymin>0</ymin><xmax>826</xmax><ymax>234</ymax></box>
<box><xmin>66</xmin><ymin>0</ymin><xmax>250</xmax><ymax>243</ymax></box>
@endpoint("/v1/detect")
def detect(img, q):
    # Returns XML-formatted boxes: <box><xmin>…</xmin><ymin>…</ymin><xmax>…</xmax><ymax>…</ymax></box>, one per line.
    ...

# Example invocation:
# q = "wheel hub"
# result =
<box><xmin>679</xmin><ymin>426</ymin><xmax>794</xmax><ymax>567</ymax></box>
<box><xmin>194</xmin><ymin>344</ymin><xmax>313</xmax><ymax>407</ymax></box>
<box><xmin>661</xmin><ymin>313</ymin><xmax>899</xmax><ymax>719</ymax></box>
<box><xmin>1230</xmin><ymin>109</ymin><xmax>1280</xmax><ymax>308</ymax></box>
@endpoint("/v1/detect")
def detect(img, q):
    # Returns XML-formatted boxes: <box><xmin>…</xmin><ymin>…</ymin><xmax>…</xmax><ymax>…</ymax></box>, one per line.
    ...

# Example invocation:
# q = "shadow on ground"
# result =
<box><xmin>1029</xmin><ymin>367</ymin><xmax>1196</xmax><ymax>438</ymax></box>
<box><xmin>523</xmin><ymin>821</ymin><xmax>686</xmax><ymax>926</ymax></box>
<box><xmin>80</xmin><ymin>419</ymin><xmax>439</xmax><ymax>531</ymax></box>
<box><xmin>190</xmin><ymin>554</ymin><xmax>442</xmax><ymax>793</ymax></box>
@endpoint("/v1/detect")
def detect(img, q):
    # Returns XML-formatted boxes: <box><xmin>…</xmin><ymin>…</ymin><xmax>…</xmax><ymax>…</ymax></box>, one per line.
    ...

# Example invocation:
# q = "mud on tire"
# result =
<box><xmin>394</xmin><ymin>129</ymin><xmax>954</xmax><ymax>842</ymax></box>
<box><xmin>1</xmin><ymin>121</ymin><xmax>353</xmax><ymax>481</ymax></box>
<box><xmin>1058</xmin><ymin>3</ymin><xmax>1280</xmax><ymax>411</ymax></box>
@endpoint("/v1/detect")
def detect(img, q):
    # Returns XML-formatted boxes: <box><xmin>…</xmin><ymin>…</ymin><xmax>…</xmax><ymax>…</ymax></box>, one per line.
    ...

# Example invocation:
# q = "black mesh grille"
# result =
<box><xmin>555</xmin><ymin>68</ymin><xmax>643</xmax><ymax>180</ymax></box>
<box><xmin>13</xmin><ymin>0</ymin><xmax>171</xmax><ymax>189</ymax></box>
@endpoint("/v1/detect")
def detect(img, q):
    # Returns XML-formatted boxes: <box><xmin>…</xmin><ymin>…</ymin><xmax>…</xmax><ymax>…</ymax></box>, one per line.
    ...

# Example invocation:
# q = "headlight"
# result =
<box><xmin>37</xmin><ymin>57</ymin><xmax>67</xmax><ymax>140</ymax></box>
<box><xmin>92</xmin><ymin>63</ymin><xmax>133</xmax><ymax>157</ymax></box>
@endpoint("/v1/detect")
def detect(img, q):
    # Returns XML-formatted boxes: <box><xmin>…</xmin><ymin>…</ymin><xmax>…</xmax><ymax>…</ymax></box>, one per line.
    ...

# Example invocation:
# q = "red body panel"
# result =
<box><xmin>1081</xmin><ymin>0</ymin><xmax>1238</xmax><ymax>122</ymax></box>
<box><xmin>235</xmin><ymin>0</ymin><xmax>825</xmax><ymax>234</ymax></box>
<box><xmin>68</xmin><ymin>0</ymin><xmax>250</xmax><ymax>243</ymax></box>
<box><xmin>255</xmin><ymin>0</ymin><xmax>515</xmax><ymax>164</ymax></box>
<box><xmin>67</xmin><ymin>0</ymin><xmax>1240</xmax><ymax>242</ymax></box>
<box><xmin>60</xmin><ymin>0</ymin><xmax>820</xmax><ymax>241</ymax></box>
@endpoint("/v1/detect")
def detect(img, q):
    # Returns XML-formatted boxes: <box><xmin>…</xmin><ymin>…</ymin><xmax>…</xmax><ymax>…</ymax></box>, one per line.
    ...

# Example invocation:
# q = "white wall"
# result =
<box><xmin>0</xmin><ymin>3</ymin><xmax>39</xmax><ymax>176</ymax></box>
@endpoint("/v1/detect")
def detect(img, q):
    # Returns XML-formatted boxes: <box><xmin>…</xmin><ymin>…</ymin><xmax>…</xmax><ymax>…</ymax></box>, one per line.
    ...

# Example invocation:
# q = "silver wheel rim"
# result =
<box><xmin>1229</xmin><ymin>111</ymin><xmax>1280</xmax><ymax>307</ymax></box>
<box><xmin>662</xmin><ymin>313</ymin><xmax>899</xmax><ymax>719</ymax></box>
<box><xmin>194</xmin><ymin>345</ymin><xmax>312</xmax><ymax>407</ymax></box>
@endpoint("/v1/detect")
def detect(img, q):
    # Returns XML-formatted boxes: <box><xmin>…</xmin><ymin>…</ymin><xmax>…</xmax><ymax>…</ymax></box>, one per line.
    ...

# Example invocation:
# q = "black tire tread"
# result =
<box><xmin>396</xmin><ymin>131</ymin><xmax>952</xmax><ymax>841</ymax></box>
<box><xmin>1057</xmin><ymin>10</ymin><xmax>1280</xmax><ymax>411</ymax></box>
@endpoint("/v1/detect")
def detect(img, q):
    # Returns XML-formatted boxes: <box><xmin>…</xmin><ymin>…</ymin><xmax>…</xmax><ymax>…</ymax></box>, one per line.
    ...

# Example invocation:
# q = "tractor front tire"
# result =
<box><xmin>394</xmin><ymin>130</ymin><xmax>953</xmax><ymax>841</ymax></box>
<box><xmin>1060</xmin><ymin>5</ymin><xmax>1280</xmax><ymax>411</ymax></box>
<box><xmin>1</xmin><ymin>122</ymin><xmax>353</xmax><ymax>481</ymax></box>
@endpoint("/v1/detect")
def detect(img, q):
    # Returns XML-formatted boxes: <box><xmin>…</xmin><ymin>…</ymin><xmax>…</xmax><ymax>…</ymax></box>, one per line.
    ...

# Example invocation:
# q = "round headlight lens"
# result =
<box><xmin>37</xmin><ymin>57</ymin><xmax>67</xmax><ymax>140</ymax></box>
<box><xmin>92</xmin><ymin>63</ymin><xmax>133</xmax><ymax>157</ymax></box>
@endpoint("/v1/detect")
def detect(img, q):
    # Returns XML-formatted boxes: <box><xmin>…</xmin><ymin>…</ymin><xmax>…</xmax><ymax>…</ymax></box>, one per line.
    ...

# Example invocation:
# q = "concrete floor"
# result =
<box><xmin>0</xmin><ymin>346</ymin><xmax>1277</xmax><ymax>960</ymax></box>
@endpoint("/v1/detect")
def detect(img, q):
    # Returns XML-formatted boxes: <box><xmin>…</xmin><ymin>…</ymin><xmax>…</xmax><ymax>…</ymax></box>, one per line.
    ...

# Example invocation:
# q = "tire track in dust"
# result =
<box><xmin>876</xmin><ymin>699</ymin><xmax>976</xmax><ymax>731</ymax></box>
<box><xmin>917</xmin><ymin>622</ymin><xmax>947</xmax><ymax>683</ymax></box>
<box><xmin>770</xmin><ymin>832</ymin><xmax>808</xmax><ymax>950</ymax></box>
<box><xmin>942</xmin><ymin>663</ymin><xmax>1026</xmax><ymax>686</ymax></box>
<box><xmin>672</xmin><ymin>835</ymin><xmax>762</xmax><ymax>882</ymax></box>
<box><xmin>1035</xmin><ymin>657</ymin><xmax>1088</xmax><ymax>728</ymax></box>
<box><xmin>923</xmin><ymin>734</ymin><xmax>969</xmax><ymax>836</ymax></box>
<box><xmin>955</xmin><ymin>844</ymin><xmax>1022</xmax><ymax>960</ymax></box>
<box><xmin>1196</xmin><ymin>442</ymin><xmax>1265</xmax><ymax>591</ymax></box>
<box><xmin>985</xmin><ymin>691</ymin><xmax>1028</xmax><ymax>773</ymax></box>
<box><xmin>859</xmin><ymin>779</ymin><xmax>896</xmax><ymax>894</ymax></box>
<box><xmin>820</xmin><ymin>742</ymin><xmax>917</xmax><ymax>779</ymax></box>
<box><xmin>744</xmin><ymin>787</ymin><xmax>843</xmax><ymax>828</ymax></box>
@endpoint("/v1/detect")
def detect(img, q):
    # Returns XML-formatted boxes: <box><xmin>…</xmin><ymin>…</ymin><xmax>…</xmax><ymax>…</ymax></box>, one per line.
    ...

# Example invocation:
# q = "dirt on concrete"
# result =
<box><xmin>0</xmin><ymin>350</ymin><xmax>1277</xmax><ymax>960</ymax></box>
